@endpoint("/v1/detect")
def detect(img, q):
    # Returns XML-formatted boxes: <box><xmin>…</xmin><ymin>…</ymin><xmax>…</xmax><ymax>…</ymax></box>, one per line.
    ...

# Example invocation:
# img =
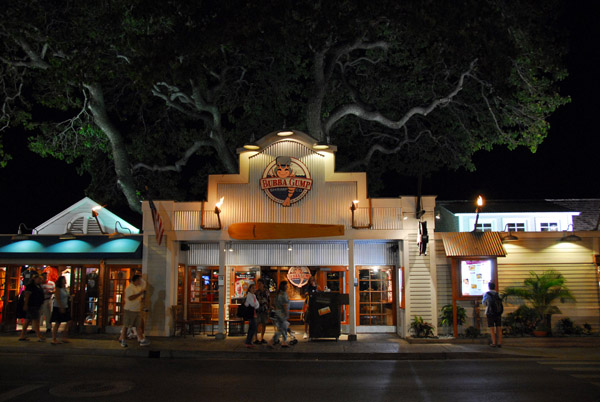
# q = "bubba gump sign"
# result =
<box><xmin>261</xmin><ymin>156</ymin><xmax>312</xmax><ymax>206</ymax></box>
<box><xmin>287</xmin><ymin>266</ymin><xmax>312</xmax><ymax>288</ymax></box>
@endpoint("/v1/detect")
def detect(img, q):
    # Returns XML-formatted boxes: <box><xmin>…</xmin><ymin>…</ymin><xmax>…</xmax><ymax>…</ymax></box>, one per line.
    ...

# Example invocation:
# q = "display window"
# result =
<box><xmin>105</xmin><ymin>266</ymin><xmax>141</xmax><ymax>327</ymax></box>
<box><xmin>188</xmin><ymin>266</ymin><xmax>219</xmax><ymax>319</ymax></box>
<box><xmin>456</xmin><ymin>258</ymin><xmax>497</xmax><ymax>299</ymax></box>
<box><xmin>0</xmin><ymin>267</ymin><xmax>6</xmax><ymax>324</ymax></box>
<box><xmin>357</xmin><ymin>266</ymin><xmax>395</xmax><ymax>326</ymax></box>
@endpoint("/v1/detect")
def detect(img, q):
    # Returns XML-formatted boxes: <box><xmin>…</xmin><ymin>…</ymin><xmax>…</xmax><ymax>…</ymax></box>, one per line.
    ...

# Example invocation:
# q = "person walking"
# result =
<box><xmin>39</xmin><ymin>272</ymin><xmax>55</xmax><ymax>334</ymax></box>
<box><xmin>18</xmin><ymin>273</ymin><xmax>45</xmax><ymax>342</ymax></box>
<box><xmin>483</xmin><ymin>282</ymin><xmax>503</xmax><ymax>348</ymax></box>
<box><xmin>118</xmin><ymin>274</ymin><xmax>151</xmax><ymax>347</ymax></box>
<box><xmin>50</xmin><ymin>276</ymin><xmax>72</xmax><ymax>344</ymax></box>
<box><xmin>268</xmin><ymin>281</ymin><xmax>290</xmax><ymax>348</ymax></box>
<box><xmin>243</xmin><ymin>284</ymin><xmax>259</xmax><ymax>348</ymax></box>
<box><xmin>253</xmin><ymin>279</ymin><xmax>270</xmax><ymax>344</ymax></box>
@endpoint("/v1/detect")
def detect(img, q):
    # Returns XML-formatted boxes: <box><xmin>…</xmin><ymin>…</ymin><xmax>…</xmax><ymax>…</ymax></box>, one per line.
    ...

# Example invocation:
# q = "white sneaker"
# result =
<box><xmin>120</xmin><ymin>340</ymin><xmax>128</xmax><ymax>348</ymax></box>
<box><xmin>139</xmin><ymin>338</ymin><xmax>151</xmax><ymax>346</ymax></box>
<box><xmin>303</xmin><ymin>333</ymin><xmax>308</xmax><ymax>339</ymax></box>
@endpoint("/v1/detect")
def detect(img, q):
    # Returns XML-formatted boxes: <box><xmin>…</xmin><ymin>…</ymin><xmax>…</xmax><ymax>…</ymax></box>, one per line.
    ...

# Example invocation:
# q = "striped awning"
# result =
<box><xmin>440</xmin><ymin>232</ymin><xmax>506</xmax><ymax>257</ymax></box>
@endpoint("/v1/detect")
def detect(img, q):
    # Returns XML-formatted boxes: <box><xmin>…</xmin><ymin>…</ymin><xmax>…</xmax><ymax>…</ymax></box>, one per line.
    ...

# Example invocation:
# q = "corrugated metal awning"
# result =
<box><xmin>440</xmin><ymin>232</ymin><xmax>506</xmax><ymax>257</ymax></box>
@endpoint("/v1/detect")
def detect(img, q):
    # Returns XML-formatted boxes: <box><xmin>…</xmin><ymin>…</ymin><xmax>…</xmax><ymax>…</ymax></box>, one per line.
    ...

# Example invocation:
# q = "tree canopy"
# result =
<box><xmin>0</xmin><ymin>0</ymin><xmax>569</xmax><ymax>213</ymax></box>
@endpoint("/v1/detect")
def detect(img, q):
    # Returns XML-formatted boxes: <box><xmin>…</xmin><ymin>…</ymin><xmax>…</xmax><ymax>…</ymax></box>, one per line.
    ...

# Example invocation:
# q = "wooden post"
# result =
<box><xmin>451</xmin><ymin>259</ymin><xmax>458</xmax><ymax>338</ymax></box>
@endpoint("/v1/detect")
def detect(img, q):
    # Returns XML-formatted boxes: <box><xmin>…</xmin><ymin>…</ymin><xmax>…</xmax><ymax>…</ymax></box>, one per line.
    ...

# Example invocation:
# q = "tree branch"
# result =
<box><xmin>132</xmin><ymin>139</ymin><xmax>214</xmax><ymax>172</ymax></box>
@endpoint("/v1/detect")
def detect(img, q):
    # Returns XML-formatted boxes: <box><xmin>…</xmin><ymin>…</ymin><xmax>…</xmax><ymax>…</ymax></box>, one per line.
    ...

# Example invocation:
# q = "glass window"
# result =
<box><xmin>475</xmin><ymin>223</ymin><xmax>493</xmax><ymax>232</ymax></box>
<box><xmin>540</xmin><ymin>222</ymin><xmax>559</xmax><ymax>231</ymax></box>
<box><xmin>189</xmin><ymin>267</ymin><xmax>219</xmax><ymax>319</ymax></box>
<box><xmin>506</xmin><ymin>223</ymin><xmax>526</xmax><ymax>232</ymax></box>
<box><xmin>358</xmin><ymin>267</ymin><xmax>393</xmax><ymax>326</ymax></box>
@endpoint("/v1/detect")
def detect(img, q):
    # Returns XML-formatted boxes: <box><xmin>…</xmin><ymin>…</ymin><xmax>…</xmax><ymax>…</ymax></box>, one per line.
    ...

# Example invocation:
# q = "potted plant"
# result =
<box><xmin>532</xmin><ymin>321</ymin><xmax>550</xmax><ymax>337</ymax></box>
<box><xmin>503</xmin><ymin>270</ymin><xmax>575</xmax><ymax>336</ymax></box>
<box><xmin>409</xmin><ymin>316</ymin><xmax>435</xmax><ymax>338</ymax></box>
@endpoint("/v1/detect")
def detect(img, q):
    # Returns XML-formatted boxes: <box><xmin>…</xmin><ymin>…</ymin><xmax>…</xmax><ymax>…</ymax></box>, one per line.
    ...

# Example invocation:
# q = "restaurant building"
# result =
<box><xmin>142</xmin><ymin>130</ymin><xmax>437</xmax><ymax>338</ymax></box>
<box><xmin>0</xmin><ymin>197</ymin><xmax>142</xmax><ymax>333</ymax></box>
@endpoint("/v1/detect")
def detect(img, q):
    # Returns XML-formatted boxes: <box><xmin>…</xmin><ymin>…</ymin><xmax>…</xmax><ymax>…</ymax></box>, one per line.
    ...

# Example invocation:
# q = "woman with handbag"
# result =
<box><xmin>243</xmin><ymin>284</ymin><xmax>260</xmax><ymax>348</ymax></box>
<box><xmin>50</xmin><ymin>276</ymin><xmax>72</xmax><ymax>345</ymax></box>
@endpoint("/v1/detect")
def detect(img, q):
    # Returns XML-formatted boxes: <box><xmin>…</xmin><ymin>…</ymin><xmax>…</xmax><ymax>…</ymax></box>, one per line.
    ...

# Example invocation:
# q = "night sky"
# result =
<box><xmin>0</xmin><ymin>4</ymin><xmax>598</xmax><ymax>234</ymax></box>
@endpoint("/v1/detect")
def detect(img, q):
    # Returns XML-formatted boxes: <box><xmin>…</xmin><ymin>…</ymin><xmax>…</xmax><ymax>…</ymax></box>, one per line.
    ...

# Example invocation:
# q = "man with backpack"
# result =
<box><xmin>483</xmin><ymin>282</ymin><xmax>503</xmax><ymax>348</ymax></box>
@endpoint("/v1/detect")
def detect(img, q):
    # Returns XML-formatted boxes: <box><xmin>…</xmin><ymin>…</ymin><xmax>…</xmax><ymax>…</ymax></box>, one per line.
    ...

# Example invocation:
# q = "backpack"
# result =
<box><xmin>236</xmin><ymin>302</ymin><xmax>248</xmax><ymax>319</ymax></box>
<box><xmin>486</xmin><ymin>291</ymin><xmax>504</xmax><ymax>315</ymax></box>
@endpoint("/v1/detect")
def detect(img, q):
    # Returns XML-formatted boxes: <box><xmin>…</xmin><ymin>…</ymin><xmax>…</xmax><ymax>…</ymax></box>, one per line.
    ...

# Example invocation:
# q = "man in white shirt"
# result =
<box><xmin>118</xmin><ymin>274</ymin><xmax>150</xmax><ymax>347</ymax></box>
<box><xmin>40</xmin><ymin>272</ymin><xmax>55</xmax><ymax>334</ymax></box>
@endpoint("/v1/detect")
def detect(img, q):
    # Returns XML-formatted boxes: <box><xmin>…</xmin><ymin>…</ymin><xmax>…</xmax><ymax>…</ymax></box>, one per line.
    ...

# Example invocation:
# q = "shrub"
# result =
<box><xmin>439</xmin><ymin>304</ymin><xmax>467</xmax><ymax>327</ymax></box>
<box><xmin>410</xmin><ymin>316</ymin><xmax>435</xmax><ymax>338</ymax></box>
<box><xmin>464</xmin><ymin>326</ymin><xmax>481</xmax><ymax>339</ymax></box>
<box><xmin>502</xmin><ymin>305</ymin><xmax>538</xmax><ymax>336</ymax></box>
<box><xmin>583</xmin><ymin>323</ymin><xmax>593</xmax><ymax>335</ymax></box>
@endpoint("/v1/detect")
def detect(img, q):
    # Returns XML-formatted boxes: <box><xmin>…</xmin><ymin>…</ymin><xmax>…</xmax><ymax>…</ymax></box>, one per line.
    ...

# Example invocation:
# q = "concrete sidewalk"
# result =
<box><xmin>1</xmin><ymin>331</ymin><xmax>599</xmax><ymax>361</ymax></box>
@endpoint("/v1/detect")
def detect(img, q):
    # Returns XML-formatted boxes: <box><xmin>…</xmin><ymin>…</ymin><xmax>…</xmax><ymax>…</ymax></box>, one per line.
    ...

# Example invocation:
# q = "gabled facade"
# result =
<box><xmin>142</xmin><ymin>130</ymin><xmax>437</xmax><ymax>338</ymax></box>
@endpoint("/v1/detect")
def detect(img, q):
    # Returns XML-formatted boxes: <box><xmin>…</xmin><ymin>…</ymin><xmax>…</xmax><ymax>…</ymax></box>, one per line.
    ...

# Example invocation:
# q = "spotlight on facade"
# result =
<box><xmin>288</xmin><ymin>241</ymin><xmax>292</xmax><ymax>251</ymax></box>
<box><xmin>313</xmin><ymin>141</ymin><xmax>330</xmax><ymax>150</ymax></box>
<box><xmin>277</xmin><ymin>130</ymin><xmax>294</xmax><ymax>137</ymax></box>
<box><xmin>11</xmin><ymin>223</ymin><xmax>35</xmax><ymax>240</ymax></box>
<box><xmin>501</xmin><ymin>224</ymin><xmax>519</xmax><ymax>243</ymax></box>
<box><xmin>559</xmin><ymin>224</ymin><xmax>582</xmax><ymax>242</ymax></box>
<box><xmin>243</xmin><ymin>134</ymin><xmax>260</xmax><ymax>150</ymax></box>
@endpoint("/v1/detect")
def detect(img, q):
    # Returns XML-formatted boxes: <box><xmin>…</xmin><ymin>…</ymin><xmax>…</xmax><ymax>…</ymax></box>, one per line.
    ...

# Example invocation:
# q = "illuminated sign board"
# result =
<box><xmin>261</xmin><ymin>156</ymin><xmax>312</xmax><ymax>206</ymax></box>
<box><xmin>460</xmin><ymin>259</ymin><xmax>493</xmax><ymax>297</ymax></box>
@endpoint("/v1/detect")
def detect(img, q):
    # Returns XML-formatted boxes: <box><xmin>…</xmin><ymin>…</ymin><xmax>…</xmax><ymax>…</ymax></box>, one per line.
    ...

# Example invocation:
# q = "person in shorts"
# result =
<box><xmin>39</xmin><ymin>272</ymin><xmax>55</xmax><ymax>334</ymax></box>
<box><xmin>18</xmin><ymin>273</ymin><xmax>45</xmax><ymax>342</ymax></box>
<box><xmin>118</xmin><ymin>275</ymin><xmax>150</xmax><ymax>347</ymax></box>
<box><xmin>483</xmin><ymin>282</ymin><xmax>503</xmax><ymax>347</ymax></box>
<box><xmin>253</xmin><ymin>279</ymin><xmax>270</xmax><ymax>344</ymax></box>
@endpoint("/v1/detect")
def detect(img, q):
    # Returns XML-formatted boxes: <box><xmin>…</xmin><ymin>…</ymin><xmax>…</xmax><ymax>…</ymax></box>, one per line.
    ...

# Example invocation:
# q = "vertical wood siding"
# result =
<box><xmin>406</xmin><ymin>233</ymin><xmax>435</xmax><ymax>329</ymax></box>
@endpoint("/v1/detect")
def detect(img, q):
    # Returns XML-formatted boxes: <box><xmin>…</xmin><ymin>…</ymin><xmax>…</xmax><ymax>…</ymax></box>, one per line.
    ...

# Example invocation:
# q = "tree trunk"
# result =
<box><xmin>211</xmin><ymin>129</ymin><xmax>237</xmax><ymax>174</ymax></box>
<box><xmin>84</xmin><ymin>83</ymin><xmax>142</xmax><ymax>214</ymax></box>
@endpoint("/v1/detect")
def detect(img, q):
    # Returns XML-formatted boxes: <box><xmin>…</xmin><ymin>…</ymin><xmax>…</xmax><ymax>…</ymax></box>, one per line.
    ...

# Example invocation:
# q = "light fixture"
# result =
<box><xmin>288</xmin><ymin>241</ymin><xmax>292</xmax><ymax>251</ymax></box>
<box><xmin>472</xmin><ymin>195</ymin><xmax>485</xmax><ymax>232</ymax></box>
<box><xmin>243</xmin><ymin>134</ymin><xmax>260</xmax><ymax>150</ymax></box>
<box><xmin>501</xmin><ymin>224</ymin><xmax>519</xmax><ymax>243</ymax></box>
<box><xmin>277</xmin><ymin>130</ymin><xmax>294</xmax><ymax>137</ymax></box>
<box><xmin>313</xmin><ymin>141</ymin><xmax>330</xmax><ymax>150</ymax></box>
<box><xmin>59</xmin><ymin>222</ymin><xmax>83</xmax><ymax>240</ymax></box>
<box><xmin>109</xmin><ymin>221</ymin><xmax>132</xmax><ymax>239</ymax></box>
<box><xmin>435</xmin><ymin>212</ymin><xmax>441</xmax><ymax>220</ymax></box>
<box><xmin>559</xmin><ymin>224</ymin><xmax>582</xmax><ymax>242</ymax></box>
<box><xmin>91</xmin><ymin>205</ymin><xmax>108</xmax><ymax>234</ymax></box>
<box><xmin>11</xmin><ymin>223</ymin><xmax>36</xmax><ymax>240</ymax></box>
<box><xmin>201</xmin><ymin>197</ymin><xmax>224</xmax><ymax>230</ymax></box>
<box><xmin>228</xmin><ymin>242</ymin><xmax>234</xmax><ymax>252</ymax></box>
<box><xmin>350</xmin><ymin>199</ymin><xmax>372</xmax><ymax>229</ymax></box>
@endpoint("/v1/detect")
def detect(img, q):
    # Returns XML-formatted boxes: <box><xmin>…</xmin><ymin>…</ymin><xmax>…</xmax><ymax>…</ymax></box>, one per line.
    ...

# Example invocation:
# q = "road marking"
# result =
<box><xmin>552</xmin><ymin>367</ymin><xmax>600</xmax><ymax>371</ymax></box>
<box><xmin>0</xmin><ymin>384</ymin><xmax>44</xmax><ymax>402</ymax></box>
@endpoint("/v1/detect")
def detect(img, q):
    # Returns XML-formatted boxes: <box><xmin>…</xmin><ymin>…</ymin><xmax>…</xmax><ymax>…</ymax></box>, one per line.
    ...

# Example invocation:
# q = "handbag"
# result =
<box><xmin>236</xmin><ymin>303</ymin><xmax>248</xmax><ymax>318</ymax></box>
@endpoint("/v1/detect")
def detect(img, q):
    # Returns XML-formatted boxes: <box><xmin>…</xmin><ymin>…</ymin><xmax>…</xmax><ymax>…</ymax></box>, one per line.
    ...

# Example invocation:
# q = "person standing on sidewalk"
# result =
<box><xmin>302</xmin><ymin>276</ymin><xmax>319</xmax><ymax>339</ymax></box>
<box><xmin>268</xmin><ymin>281</ymin><xmax>290</xmax><ymax>348</ymax></box>
<box><xmin>483</xmin><ymin>282</ymin><xmax>503</xmax><ymax>348</ymax></box>
<box><xmin>39</xmin><ymin>272</ymin><xmax>55</xmax><ymax>334</ymax></box>
<box><xmin>243</xmin><ymin>284</ymin><xmax>260</xmax><ymax>348</ymax></box>
<box><xmin>118</xmin><ymin>275</ymin><xmax>151</xmax><ymax>347</ymax></box>
<box><xmin>18</xmin><ymin>273</ymin><xmax>45</xmax><ymax>342</ymax></box>
<box><xmin>50</xmin><ymin>276</ymin><xmax>72</xmax><ymax>344</ymax></box>
<box><xmin>253</xmin><ymin>279</ymin><xmax>270</xmax><ymax>345</ymax></box>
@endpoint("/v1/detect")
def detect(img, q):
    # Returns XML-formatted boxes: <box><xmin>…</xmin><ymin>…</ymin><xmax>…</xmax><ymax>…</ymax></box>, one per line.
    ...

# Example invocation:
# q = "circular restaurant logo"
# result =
<box><xmin>287</xmin><ymin>266</ymin><xmax>312</xmax><ymax>288</ymax></box>
<box><xmin>260</xmin><ymin>156</ymin><xmax>312</xmax><ymax>206</ymax></box>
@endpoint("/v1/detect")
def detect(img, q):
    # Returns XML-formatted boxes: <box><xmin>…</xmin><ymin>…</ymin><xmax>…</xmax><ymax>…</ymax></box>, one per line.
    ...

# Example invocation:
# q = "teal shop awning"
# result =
<box><xmin>0</xmin><ymin>235</ymin><xmax>143</xmax><ymax>260</ymax></box>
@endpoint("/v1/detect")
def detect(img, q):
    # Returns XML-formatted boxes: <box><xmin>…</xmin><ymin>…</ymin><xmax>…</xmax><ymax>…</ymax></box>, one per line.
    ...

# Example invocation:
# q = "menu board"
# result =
<box><xmin>460</xmin><ymin>260</ymin><xmax>492</xmax><ymax>297</ymax></box>
<box><xmin>234</xmin><ymin>271</ymin><xmax>256</xmax><ymax>298</ymax></box>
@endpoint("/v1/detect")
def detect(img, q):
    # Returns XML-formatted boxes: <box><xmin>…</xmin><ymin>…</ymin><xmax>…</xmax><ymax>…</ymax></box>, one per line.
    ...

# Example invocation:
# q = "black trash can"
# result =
<box><xmin>307</xmin><ymin>292</ymin><xmax>342</xmax><ymax>340</ymax></box>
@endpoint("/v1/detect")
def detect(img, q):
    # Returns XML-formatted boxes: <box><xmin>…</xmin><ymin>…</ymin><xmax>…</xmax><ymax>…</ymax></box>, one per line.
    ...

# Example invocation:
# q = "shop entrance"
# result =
<box><xmin>357</xmin><ymin>266</ymin><xmax>396</xmax><ymax>326</ymax></box>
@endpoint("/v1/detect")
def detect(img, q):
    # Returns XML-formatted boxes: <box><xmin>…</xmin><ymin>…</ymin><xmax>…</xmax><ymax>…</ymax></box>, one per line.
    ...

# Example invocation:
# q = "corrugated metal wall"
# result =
<box><xmin>435</xmin><ymin>239</ymin><xmax>453</xmax><ymax>334</ymax></box>
<box><xmin>406</xmin><ymin>233</ymin><xmax>435</xmax><ymax>329</ymax></box>
<box><xmin>186</xmin><ymin>240</ymin><xmax>399</xmax><ymax>267</ymax></box>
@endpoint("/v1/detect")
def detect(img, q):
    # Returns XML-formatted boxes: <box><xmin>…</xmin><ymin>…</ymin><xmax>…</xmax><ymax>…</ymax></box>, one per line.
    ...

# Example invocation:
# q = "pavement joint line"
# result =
<box><xmin>538</xmin><ymin>361</ymin><xmax>600</xmax><ymax>365</ymax></box>
<box><xmin>551</xmin><ymin>367</ymin><xmax>600</xmax><ymax>371</ymax></box>
<box><xmin>571</xmin><ymin>374</ymin><xmax>600</xmax><ymax>378</ymax></box>
<box><xmin>0</xmin><ymin>384</ymin><xmax>45</xmax><ymax>402</ymax></box>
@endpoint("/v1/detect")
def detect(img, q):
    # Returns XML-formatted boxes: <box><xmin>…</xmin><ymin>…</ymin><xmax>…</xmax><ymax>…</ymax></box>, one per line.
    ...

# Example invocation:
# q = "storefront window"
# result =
<box><xmin>358</xmin><ymin>266</ymin><xmax>394</xmax><ymax>326</ymax></box>
<box><xmin>85</xmin><ymin>268</ymin><xmax>100</xmax><ymax>325</ymax></box>
<box><xmin>189</xmin><ymin>267</ymin><xmax>219</xmax><ymax>318</ymax></box>
<box><xmin>0</xmin><ymin>267</ymin><xmax>6</xmax><ymax>324</ymax></box>
<box><xmin>107</xmin><ymin>267</ymin><xmax>131</xmax><ymax>326</ymax></box>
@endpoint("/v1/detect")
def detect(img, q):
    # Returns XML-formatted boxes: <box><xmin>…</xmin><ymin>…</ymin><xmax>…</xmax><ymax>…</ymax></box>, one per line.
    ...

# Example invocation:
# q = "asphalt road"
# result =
<box><xmin>1</xmin><ymin>354</ymin><xmax>599</xmax><ymax>402</ymax></box>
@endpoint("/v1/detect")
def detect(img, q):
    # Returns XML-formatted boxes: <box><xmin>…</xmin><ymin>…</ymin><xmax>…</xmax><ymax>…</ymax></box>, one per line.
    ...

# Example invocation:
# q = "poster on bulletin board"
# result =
<box><xmin>460</xmin><ymin>260</ymin><xmax>492</xmax><ymax>297</ymax></box>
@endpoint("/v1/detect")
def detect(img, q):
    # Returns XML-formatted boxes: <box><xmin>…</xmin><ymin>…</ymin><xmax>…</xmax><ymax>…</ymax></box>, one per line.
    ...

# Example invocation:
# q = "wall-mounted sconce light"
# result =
<box><xmin>435</xmin><ymin>212</ymin><xmax>441</xmax><ymax>220</ymax></box>
<box><xmin>201</xmin><ymin>197</ymin><xmax>224</xmax><ymax>230</ymax></box>
<box><xmin>243</xmin><ymin>134</ymin><xmax>260</xmax><ymax>150</ymax></box>
<box><xmin>59</xmin><ymin>221</ymin><xmax>83</xmax><ymax>240</ymax></box>
<box><xmin>228</xmin><ymin>242</ymin><xmax>234</xmax><ymax>252</ymax></box>
<box><xmin>313</xmin><ymin>141</ymin><xmax>330</xmax><ymax>150</ymax></box>
<box><xmin>277</xmin><ymin>130</ymin><xmax>294</xmax><ymax>137</ymax></box>
<box><xmin>501</xmin><ymin>224</ymin><xmax>519</xmax><ymax>243</ymax></box>
<box><xmin>350</xmin><ymin>199</ymin><xmax>372</xmax><ymax>229</ymax></box>
<box><xmin>559</xmin><ymin>224</ymin><xmax>582</xmax><ymax>242</ymax></box>
<box><xmin>11</xmin><ymin>223</ymin><xmax>37</xmax><ymax>240</ymax></box>
<box><xmin>109</xmin><ymin>221</ymin><xmax>132</xmax><ymax>239</ymax></box>
<box><xmin>472</xmin><ymin>195</ymin><xmax>484</xmax><ymax>232</ymax></box>
<box><xmin>288</xmin><ymin>241</ymin><xmax>292</xmax><ymax>251</ymax></box>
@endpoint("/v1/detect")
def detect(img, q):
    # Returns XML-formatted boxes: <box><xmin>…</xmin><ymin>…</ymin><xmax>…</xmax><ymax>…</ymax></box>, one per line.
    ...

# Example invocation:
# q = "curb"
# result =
<box><xmin>0</xmin><ymin>345</ymin><xmax>535</xmax><ymax>361</ymax></box>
